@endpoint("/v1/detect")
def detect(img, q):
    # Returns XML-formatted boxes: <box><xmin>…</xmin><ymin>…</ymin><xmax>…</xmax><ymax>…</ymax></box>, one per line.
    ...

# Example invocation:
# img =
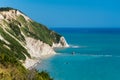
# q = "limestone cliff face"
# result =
<box><xmin>52</xmin><ymin>36</ymin><xmax>69</xmax><ymax>48</ymax></box>
<box><xmin>26</xmin><ymin>37</ymin><xmax>55</xmax><ymax>58</ymax></box>
<box><xmin>23</xmin><ymin>36</ymin><xmax>69</xmax><ymax>68</ymax></box>
<box><xmin>0</xmin><ymin>7</ymin><xmax>69</xmax><ymax>68</ymax></box>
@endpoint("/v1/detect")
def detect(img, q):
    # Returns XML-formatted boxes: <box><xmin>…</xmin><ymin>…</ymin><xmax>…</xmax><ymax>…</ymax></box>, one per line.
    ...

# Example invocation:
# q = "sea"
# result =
<box><xmin>36</xmin><ymin>28</ymin><xmax>120</xmax><ymax>80</ymax></box>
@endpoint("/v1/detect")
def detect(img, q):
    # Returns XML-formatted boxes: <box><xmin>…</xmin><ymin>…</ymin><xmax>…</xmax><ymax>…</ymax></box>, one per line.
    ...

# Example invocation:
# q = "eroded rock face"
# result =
<box><xmin>52</xmin><ymin>36</ymin><xmax>69</xmax><ymax>48</ymax></box>
<box><xmin>26</xmin><ymin>37</ymin><xmax>55</xmax><ymax>58</ymax></box>
<box><xmin>24</xmin><ymin>36</ymin><xmax>69</xmax><ymax>68</ymax></box>
<box><xmin>0</xmin><ymin>7</ymin><xmax>69</xmax><ymax>68</ymax></box>
<box><xmin>0</xmin><ymin>10</ymin><xmax>31</xmax><ymax>21</ymax></box>
<box><xmin>0</xmin><ymin>14</ymin><xmax>4</xmax><ymax>20</ymax></box>
<box><xmin>23</xmin><ymin>37</ymin><xmax>56</xmax><ymax>68</ymax></box>
<box><xmin>25</xmin><ymin>36</ymin><xmax>69</xmax><ymax>57</ymax></box>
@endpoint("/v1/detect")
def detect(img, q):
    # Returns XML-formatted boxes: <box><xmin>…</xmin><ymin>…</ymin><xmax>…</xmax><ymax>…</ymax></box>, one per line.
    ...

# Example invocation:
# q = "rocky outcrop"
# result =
<box><xmin>26</xmin><ymin>37</ymin><xmax>55</xmax><ymax>58</ymax></box>
<box><xmin>23</xmin><ymin>37</ymin><xmax>56</xmax><ymax>68</ymax></box>
<box><xmin>0</xmin><ymin>9</ymin><xmax>31</xmax><ymax>21</ymax></box>
<box><xmin>52</xmin><ymin>36</ymin><xmax>69</xmax><ymax>48</ymax></box>
<box><xmin>0</xmin><ymin>7</ymin><xmax>69</xmax><ymax>69</ymax></box>
<box><xmin>24</xmin><ymin>36</ymin><xmax>69</xmax><ymax>68</ymax></box>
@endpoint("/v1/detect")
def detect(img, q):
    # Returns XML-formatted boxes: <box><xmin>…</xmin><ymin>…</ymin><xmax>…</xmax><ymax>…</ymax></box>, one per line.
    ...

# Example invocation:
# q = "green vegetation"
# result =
<box><xmin>15</xmin><ymin>12</ymin><xmax>62</xmax><ymax>46</ymax></box>
<box><xmin>1</xmin><ymin>13</ymin><xmax>62</xmax><ymax>46</ymax></box>
<box><xmin>0</xmin><ymin>7</ymin><xmax>63</xmax><ymax>80</ymax></box>
<box><xmin>0</xmin><ymin>7</ymin><xmax>16</xmax><ymax>11</ymax></box>
<box><xmin>9</xmin><ymin>22</ymin><xmax>25</xmax><ymax>41</ymax></box>
<box><xmin>0</xmin><ymin>27</ymin><xmax>53</xmax><ymax>80</ymax></box>
<box><xmin>0</xmin><ymin>36</ymin><xmax>53</xmax><ymax>80</ymax></box>
<box><xmin>0</xmin><ymin>52</ymin><xmax>53</xmax><ymax>80</ymax></box>
<box><xmin>0</xmin><ymin>27</ymin><xmax>30</xmax><ymax>60</ymax></box>
<box><xmin>21</xmin><ymin>21</ymin><xmax>61</xmax><ymax>46</ymax></box>
<box><xmin>17</xmin><ymin>15</ymin><xmax>27</xmax><ymax>24</ymax></box>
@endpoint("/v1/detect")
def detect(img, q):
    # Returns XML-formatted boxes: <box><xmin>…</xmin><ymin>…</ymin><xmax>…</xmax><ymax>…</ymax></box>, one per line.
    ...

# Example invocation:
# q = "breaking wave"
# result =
<box><xmin>70</xmin><ymin>45</ymin><xmax>87</xmax><ymax>48</ymax></box>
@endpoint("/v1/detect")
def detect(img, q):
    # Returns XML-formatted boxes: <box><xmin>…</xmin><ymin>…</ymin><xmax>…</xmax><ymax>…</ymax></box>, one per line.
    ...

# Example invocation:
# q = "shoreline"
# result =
<box><xmin>23</xmin><ymin>53</ymin><xmax>56</xmax><ymax>69</ymax></box>
<box><xmin>23</xmin><ymin>36</ymin><xmax>69</xmax><ymax>69</ymax></box>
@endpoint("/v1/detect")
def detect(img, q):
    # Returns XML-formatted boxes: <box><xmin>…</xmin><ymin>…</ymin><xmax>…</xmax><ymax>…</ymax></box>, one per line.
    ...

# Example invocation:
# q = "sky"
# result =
<box><xmin>0</xmin><ymin>0</ymin><xmax>120</xmax><ymax>28</ymax></box>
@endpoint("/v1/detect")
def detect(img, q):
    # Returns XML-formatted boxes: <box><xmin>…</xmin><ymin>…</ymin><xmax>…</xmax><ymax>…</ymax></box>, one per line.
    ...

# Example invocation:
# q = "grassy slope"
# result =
<box><xmin>0</xmin><ymin>53</ymin><xmax>53</xmax><ymax>80</ymax></box>
<box><xmin>18</xmin><ymin>15</ymin><xmax>61</xmax><ymax>46</ymax></box>
<box><xmin>0</xmin><ymin>34</ymin><xmax>53</xmax><ymax>80</ymax></box>
<box><xmin>0</xmin><ymin>8</ymin><xmax>62</xmax><ymax>60</ymax></box>
<box><xmin>0</xmin><ymin>7</ymin><xmax>58</xmax><ymax>80</ymax></box>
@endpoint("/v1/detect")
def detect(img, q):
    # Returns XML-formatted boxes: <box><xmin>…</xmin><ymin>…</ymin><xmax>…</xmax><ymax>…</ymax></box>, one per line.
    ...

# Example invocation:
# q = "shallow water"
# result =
<box><xmin>36</xmin><ymin>28</ymin><xmax>120</xmax><ymax>80</ymax></box>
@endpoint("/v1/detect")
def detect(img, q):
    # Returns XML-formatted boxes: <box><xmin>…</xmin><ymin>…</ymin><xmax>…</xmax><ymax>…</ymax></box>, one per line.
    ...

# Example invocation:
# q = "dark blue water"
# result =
<box><xmin>36</xmin><ymin>28</ymin><xmax>120</xmax><ymax>80</ymax></box>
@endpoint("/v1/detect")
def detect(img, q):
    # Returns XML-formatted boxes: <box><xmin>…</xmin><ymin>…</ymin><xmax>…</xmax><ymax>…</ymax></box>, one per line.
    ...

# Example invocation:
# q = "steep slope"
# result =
<box><xmin>0</xmin><ymin>7</ymin><xmax>69</xmax><ymax>69</ymax></box>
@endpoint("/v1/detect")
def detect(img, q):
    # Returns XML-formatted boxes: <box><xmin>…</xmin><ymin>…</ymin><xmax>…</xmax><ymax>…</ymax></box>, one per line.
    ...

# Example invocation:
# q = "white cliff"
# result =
<box><xmin>0</xmin><ymin>9</ymin><xmax>31</xmax><ymax>21</ymax></box>
<box><xmin>0</xmin><ymin>8</ymin><xmax>69</xmax><ymax>69</ymax></box>
<box><xmin>52</xmin><ymin>36</ymin><xmax>69</xmax><ymax>48</ymax></box>
<box><xmin>23</xmin><ymin>37</ymin><xmax>69</xmax><ymax>68</ymax></box>
<box><xmin>25</xmin><ymin>37</ymin><xmax>55</xmax><ymax>58</ymax></box>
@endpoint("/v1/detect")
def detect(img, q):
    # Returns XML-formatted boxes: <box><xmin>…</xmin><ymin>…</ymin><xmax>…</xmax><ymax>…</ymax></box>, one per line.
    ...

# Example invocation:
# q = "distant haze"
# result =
<box><xmin>0</xmin><ymin>0</ymin><xmax>120</xmax><ymax>28</ymax></box>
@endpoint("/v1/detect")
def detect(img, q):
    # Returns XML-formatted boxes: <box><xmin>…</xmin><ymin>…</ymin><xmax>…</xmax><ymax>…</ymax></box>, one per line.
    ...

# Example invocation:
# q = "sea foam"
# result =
<box><xmin>70</xmin><ymin>45</ymin><xmax>87</xmax><ymax>48</ymax></box>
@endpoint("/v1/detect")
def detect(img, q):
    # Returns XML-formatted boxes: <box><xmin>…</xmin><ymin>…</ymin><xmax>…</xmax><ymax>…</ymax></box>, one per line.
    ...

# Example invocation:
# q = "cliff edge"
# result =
<box><xmin>0</xmin><ymin>7</ymin><xmax>69</xmax><ymax>68</ymax></box>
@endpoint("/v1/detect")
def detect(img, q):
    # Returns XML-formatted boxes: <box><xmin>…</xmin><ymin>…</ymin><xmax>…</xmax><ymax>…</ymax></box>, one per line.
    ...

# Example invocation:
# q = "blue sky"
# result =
<box><xmin>0</xmin><ymin>0</ymin><xmax>120</xmax><ymax>28</ymax></box>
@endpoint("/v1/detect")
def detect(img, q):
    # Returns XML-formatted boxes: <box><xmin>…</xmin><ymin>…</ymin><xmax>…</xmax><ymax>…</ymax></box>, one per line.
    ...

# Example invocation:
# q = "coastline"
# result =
<box><xmin>23</xmin><ymin>52</ymin><xmax>56</xmax><ymax>69</ymax></box>
<box><xmin>23</xmin><ymin>36</ymin><xmax>69</xmax><ymax>69</ymax></box>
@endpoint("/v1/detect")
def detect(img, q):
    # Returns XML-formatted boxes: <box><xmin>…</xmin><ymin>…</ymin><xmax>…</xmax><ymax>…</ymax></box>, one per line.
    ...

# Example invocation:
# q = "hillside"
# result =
<box><xmin>0</xmin><ymin>7</ymin><xmax>69</xmax><ymax>80</ymax></box>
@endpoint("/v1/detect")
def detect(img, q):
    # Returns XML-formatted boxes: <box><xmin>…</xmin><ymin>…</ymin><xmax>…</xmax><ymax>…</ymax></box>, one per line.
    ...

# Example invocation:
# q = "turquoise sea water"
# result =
<box><xmin>36</xmin><ymin>28</ymin><xmax>120</xmax><ymax>80</ymax></box>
